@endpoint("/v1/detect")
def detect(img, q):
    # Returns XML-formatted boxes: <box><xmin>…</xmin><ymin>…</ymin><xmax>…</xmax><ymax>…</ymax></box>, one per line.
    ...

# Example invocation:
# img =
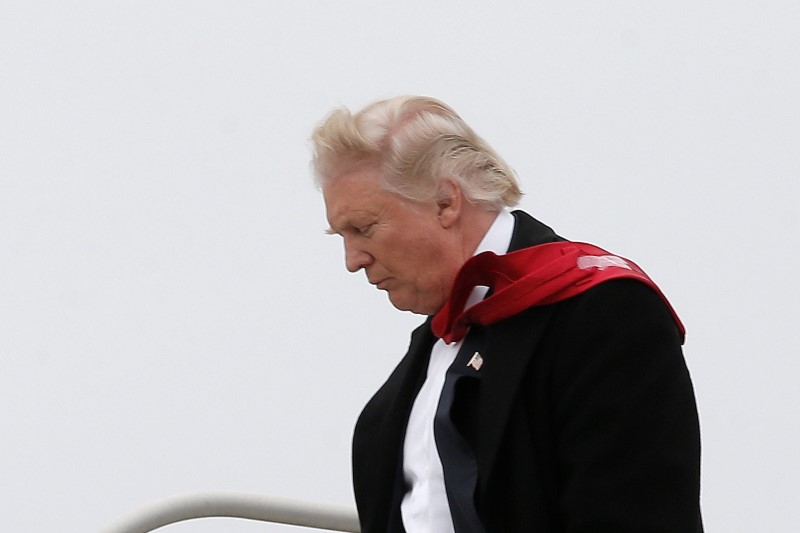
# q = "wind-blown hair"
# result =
<box><xmin>311</xmin><ymin>96</ymin><xmax>522</xmax><ymax>210</ymax></box>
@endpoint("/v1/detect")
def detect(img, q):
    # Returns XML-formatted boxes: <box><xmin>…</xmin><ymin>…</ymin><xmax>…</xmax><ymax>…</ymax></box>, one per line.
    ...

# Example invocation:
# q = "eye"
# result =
<box><xmin>358</xmin><ymin>223</ymin><xmax>375</xmax><ymax>236</ymax></box>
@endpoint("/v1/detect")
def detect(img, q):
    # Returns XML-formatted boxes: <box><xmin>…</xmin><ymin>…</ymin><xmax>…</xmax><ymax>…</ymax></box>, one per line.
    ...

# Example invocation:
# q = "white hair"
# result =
<box><xmin>311</xmin><ymin>95</ymin><xmax>522</xmax><ymax>210</ymax></box>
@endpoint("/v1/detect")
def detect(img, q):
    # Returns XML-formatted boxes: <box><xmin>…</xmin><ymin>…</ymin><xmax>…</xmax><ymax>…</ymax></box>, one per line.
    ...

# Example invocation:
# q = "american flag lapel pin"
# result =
<box><xmin>467</xmin><ymin>351</ymin><xmax>484</xmax><ymax>371</ymax></box>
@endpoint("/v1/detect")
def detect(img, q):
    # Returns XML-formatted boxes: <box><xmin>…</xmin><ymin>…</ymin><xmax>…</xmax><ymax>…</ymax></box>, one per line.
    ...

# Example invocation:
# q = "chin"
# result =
<box><xmin>388</xmin><ymin>295</ymin><xmax>440</xmax><ymax>316</ymax></box>
<box><xmin>388</xmin><ymin>294</ymin><xmax>419</xmax><ymax>314</ymax></box>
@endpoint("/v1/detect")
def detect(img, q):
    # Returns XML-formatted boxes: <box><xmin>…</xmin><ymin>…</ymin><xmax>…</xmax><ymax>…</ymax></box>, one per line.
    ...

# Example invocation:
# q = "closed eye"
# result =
<box><xmin>358</xmin><ymin>223</ymin><xmax>375</xmax><ymax>236</ymax></box>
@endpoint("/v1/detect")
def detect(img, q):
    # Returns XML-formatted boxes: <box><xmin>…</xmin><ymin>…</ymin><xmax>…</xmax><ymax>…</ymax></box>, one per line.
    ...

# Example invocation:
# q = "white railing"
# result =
<box><xmin>101</xmin><ymin>491</ymin><xmax>360</xmax><ymax>532</ymax></box>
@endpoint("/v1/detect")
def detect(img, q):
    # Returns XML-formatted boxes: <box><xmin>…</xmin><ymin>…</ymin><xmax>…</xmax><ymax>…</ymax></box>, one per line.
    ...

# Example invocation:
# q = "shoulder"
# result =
<box><xmin>546</xmin><ymin>278</ymin><xmax>683</xmax><ymax>356</ymax></box>
<box><xmin>534</xmin><ymin>279</ymin><xmax>695</xmax><ymax>425</ymax></box>
<box><xmin>555</xmin><ymin>277</ymin><xmax>679</xmax><ymax>331</ymax></box>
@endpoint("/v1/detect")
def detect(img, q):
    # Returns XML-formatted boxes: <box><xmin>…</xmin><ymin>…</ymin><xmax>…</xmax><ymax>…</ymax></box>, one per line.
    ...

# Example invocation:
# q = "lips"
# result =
<box><xmin>370</xmin><ymin>276</ymin><xmax>390</xmax><ymax>289</ymax></box>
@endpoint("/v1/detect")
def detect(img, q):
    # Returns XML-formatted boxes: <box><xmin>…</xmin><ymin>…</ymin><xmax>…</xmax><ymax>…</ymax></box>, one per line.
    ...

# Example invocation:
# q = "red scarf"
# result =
<box><xmin>431</xmin><ymin>241</ymin><xmax>685</xmax><ymax>344</ymax></box>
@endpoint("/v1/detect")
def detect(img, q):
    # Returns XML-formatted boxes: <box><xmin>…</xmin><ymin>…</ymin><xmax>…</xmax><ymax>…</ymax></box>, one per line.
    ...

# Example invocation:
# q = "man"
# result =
<box><xmin>312</xmin><ymin>96</ymin><xmax>702</xmax><ymax>532</ymax></box>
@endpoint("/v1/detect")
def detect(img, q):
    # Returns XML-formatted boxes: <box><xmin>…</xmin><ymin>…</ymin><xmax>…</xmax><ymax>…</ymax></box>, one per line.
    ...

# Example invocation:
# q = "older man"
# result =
<box><xmin>312</xmin><ymin>96</ymin><xmax>702</xmax><ymax>532</ymax></box>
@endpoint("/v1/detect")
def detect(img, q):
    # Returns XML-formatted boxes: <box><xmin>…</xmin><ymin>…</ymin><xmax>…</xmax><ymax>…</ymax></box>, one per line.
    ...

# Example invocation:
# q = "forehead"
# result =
<box><xmin>323</xmin><ymin>167</ymin><xmax>392</xmax><ymax>225</ymax></box>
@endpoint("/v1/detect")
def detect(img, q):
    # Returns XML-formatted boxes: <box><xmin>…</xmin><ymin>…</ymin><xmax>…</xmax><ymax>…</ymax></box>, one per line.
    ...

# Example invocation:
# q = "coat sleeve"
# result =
<box><xmin>548</xmin><ymin>279</ymin><xmax>703</xmax><ymax>532</ymax></box>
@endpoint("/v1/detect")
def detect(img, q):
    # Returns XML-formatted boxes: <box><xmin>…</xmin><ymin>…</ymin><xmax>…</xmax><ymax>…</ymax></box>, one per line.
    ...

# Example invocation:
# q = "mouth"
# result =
<box><xmin>370</xmin><ymin>277</ymin><xmax>390</xmax><ymax>290</ymax></box>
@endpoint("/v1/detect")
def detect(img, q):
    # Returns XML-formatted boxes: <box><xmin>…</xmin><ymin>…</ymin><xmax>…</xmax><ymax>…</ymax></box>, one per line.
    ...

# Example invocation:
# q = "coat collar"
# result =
<box><xmin>507</xmin><ymin>210</ymin><xmax>563</xmax><ymax>252</ymax></box>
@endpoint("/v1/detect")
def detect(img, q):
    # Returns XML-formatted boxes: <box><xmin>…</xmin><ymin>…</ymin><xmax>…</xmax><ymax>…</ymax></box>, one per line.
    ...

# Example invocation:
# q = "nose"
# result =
<box><xmin>344</xmin><ymin>238</ymin><xmax>373</xmax><ymax>273</ymax></box>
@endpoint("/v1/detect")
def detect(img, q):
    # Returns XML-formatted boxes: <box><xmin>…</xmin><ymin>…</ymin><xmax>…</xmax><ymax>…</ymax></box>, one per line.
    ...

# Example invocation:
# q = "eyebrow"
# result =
<box><xmin>324</xmin><ymin>227</ymin><xmax>339</xmax><ymax>236</ymax></box>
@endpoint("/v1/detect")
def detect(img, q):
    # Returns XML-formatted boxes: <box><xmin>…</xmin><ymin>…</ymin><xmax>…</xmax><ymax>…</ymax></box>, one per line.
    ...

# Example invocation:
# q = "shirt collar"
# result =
<box><xmin>473</xmin><ymin>208</ymin><xmax>515</xmax><ymax>257</ymax></box>
<box><xmin>454</xmin><ymin>209</ymin><xmax>515</xmax><ymax>313</ymax></box>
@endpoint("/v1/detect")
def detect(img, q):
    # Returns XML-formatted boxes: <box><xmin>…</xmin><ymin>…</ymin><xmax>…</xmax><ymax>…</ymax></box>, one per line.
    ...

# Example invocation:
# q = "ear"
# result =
<box><xmin>436</xmin><ymin>177</ymin><xmax>462</xmax><ymax>229</ymax></box>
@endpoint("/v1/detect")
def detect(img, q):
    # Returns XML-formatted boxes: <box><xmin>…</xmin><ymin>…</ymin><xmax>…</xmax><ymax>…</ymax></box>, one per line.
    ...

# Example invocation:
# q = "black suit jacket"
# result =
<box><xmin>352</xmin><ymin>211</ymin><xmax>703</xmax><ymax>532</ymax></box>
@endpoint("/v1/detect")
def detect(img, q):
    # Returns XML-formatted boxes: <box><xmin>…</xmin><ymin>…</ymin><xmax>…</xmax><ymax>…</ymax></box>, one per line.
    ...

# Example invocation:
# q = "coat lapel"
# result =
<box><xmin>476</xmin><ymin>306</ymin><xmax>556</xmax><ymax>493</ymax></box>
<box><xmin>475</xmin><ymin>211</ymin><xmax>563</xmax><ymax>495</ymax></box>
<box><xmin>353</xmin><ymin>319</ymin><xmax>436</xmax><ymax>531</ymax></box>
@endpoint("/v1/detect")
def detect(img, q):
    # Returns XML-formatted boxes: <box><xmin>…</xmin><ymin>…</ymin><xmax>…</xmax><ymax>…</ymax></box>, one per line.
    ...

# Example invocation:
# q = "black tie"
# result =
<box><xmin>433</xmin><ymin>326</ymin><xmax>487</xmax><ymax>533</ymax></box>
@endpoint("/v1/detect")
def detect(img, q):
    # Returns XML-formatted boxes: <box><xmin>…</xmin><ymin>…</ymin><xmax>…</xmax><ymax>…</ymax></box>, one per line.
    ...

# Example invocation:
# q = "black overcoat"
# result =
<box><xmin>352</xmin><ymin>211</ymin><xmax>703</xmax><ymax>532</ymax></box>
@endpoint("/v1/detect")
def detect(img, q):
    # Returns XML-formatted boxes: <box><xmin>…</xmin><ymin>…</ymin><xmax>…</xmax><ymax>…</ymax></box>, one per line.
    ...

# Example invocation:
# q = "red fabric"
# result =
<box><xmin>431</xmin><ymin>242</ymin><xmax>685</xmax><ymax>344</ymax></box>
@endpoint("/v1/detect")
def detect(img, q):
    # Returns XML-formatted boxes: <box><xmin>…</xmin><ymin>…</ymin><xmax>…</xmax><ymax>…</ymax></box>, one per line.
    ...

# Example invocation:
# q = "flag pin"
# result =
<box><xmin>467</xmin><ymin>352</ymin><xmax>484</xmax><ymax>371</ymax></box>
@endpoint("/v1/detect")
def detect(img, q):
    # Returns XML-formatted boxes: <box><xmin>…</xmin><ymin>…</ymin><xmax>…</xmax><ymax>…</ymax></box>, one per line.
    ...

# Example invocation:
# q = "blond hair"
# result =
<box><xmin>310</xmin><ymin>95</ymin><xmax>522</xmax><ymax>210</ymax></box>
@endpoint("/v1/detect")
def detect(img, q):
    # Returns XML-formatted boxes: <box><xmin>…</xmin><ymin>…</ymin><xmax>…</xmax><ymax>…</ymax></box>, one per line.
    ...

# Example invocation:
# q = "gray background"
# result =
<box><xmin>1</xmin><ymin>1</ymin><xmax>798</xmax><ymax>531</ymax></box>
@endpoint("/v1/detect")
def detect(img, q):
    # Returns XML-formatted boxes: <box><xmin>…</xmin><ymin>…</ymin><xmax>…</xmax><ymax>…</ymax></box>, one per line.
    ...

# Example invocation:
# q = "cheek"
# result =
<box><xmin>383</xmin><ymin>225</ymin><xmax>446</xmax><ymax>280</ymax></box>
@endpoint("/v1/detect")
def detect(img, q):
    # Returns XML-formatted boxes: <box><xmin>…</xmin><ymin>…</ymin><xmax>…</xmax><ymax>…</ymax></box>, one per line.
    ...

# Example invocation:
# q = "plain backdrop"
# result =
<box><xmin>1</xmin><ymin>1</ymin><xmax>798</xmax><ymax>531</ymax></box>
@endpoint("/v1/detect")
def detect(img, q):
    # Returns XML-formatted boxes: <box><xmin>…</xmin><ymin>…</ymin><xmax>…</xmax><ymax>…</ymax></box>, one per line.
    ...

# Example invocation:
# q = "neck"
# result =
<box><xmin>458</xmin><ymin>205</ymin><xmax>501</xmax><ymax>261</ymax></box>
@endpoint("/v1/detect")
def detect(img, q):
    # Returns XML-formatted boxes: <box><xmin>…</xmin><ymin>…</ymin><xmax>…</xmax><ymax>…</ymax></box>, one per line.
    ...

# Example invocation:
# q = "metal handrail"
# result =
<box><xmin>101</xmin><ymin>491</ymin><xmax>360</xmax><ymax>532</ymax></box>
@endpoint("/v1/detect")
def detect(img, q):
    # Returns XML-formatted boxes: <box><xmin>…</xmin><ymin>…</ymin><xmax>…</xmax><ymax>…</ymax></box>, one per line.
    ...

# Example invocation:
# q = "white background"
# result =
<box><xmin>1</xmin><ymin>1</ymin><xmax>798</xmax><ymax>531</ymax></box>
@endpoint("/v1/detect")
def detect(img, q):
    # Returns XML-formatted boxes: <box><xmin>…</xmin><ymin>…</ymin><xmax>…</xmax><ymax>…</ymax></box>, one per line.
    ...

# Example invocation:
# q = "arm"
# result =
<box><xmin>550</xmin><ymin>279</ymin><xmax>703</xmax><ymax>532</ymax></box>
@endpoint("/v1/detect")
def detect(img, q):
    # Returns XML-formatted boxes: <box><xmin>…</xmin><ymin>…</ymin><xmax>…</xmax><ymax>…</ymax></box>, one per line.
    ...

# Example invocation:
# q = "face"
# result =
<box><xmin>323</xmin><ymin>166</ymin><xmax>462</xmax><ymax>315</ymax></box>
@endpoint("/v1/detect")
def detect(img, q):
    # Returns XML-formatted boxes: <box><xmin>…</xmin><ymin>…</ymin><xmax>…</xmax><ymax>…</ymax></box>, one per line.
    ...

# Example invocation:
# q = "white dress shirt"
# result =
<box><xmin>400</xmin><ymin>209</ymin><xmax>515</xmax><ymax>532</ymax></box>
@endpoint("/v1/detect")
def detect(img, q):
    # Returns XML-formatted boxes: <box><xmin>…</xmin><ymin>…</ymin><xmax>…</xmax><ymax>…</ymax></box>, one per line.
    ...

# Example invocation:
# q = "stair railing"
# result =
<box><xmin>101</xmin><ymin>491</ymin><xmax>360</xmax><ymax>532</ymax></box>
